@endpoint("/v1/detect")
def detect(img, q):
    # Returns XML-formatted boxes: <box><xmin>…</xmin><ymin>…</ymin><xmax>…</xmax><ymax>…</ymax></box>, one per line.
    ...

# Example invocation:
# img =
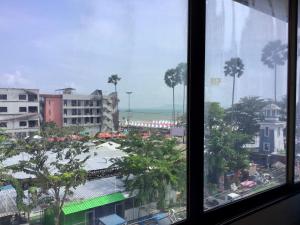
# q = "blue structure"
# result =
<box><xmin>258</xmin><ymin>104</ymin><xmax>285</xmax><ymax>154</ymax></box>
<box><xmin>98</xmin><ymin>214</ymin><xmax>126</xmax><ymax>225</ymax></box>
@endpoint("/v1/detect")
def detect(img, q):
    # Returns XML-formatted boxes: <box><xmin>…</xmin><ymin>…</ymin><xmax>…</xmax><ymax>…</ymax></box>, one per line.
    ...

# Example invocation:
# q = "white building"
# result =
<box><xmin>0</xmin><ymin>88</ymin><xmax>40</xmax><ymax>138</ymax></box>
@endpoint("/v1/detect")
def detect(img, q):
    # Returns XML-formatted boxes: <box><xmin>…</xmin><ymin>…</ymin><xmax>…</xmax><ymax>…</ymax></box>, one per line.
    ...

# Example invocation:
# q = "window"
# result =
<box><xmin>265</xmin><ymin>127</ymin><xmax>269</xmax><ymax>137</ymax></box>
<box><xmin>204</xmin><ymin>0</ymin><xmax>288</xmax><ymax>210</ymax></box>
<box><xmin>0</xmin><ymin>107</ymin><xmax>7</xmax><ymax>113</ymax></box>
<box><xmin>71</xmin><ymin>118</ymin><xmax>76</xmax><ymax>124</ymax></box>
<box><xmin>19</xmin><ymin>107</ymin><xmax>27</xmax><ymax>112</ymax></box>
<box><xmin>0</xmin><ymin>94</ymin><xmax>7</xmax><ymax>100</ymax></box>
<box><xmin>0</xmin><ymin>1</ymin><xmax>188</xmax><ymax>225</ymax></box>
<box><xmin>28</xmin><ymin>106</ymin><xmax>38</xmax><ymax>113</ymax></box>
<box><xmin>19</xmin><ymin>121</ymin><xmax>27</xmax><ymax>127</ymax></box>
<box><xmin>19</xmin><ymin>94</ymin><xmax>26</xmax><ymax>100</ymax></box>
<box><xmin>264</xmin><ymin>143</ymin><xmax>270</xmax><ymax>152</ymax></box>
<box><xmin>0</xmin><ymin>122</ymin><xmax>7</xmax><ymax>128</ymax></box>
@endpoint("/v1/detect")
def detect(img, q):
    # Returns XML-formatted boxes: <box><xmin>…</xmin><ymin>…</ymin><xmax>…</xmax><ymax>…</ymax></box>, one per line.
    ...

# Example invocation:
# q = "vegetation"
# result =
<box><xmin>261</xmin><ymin>40</ymin><xmax>287</xmax><ymax>103</ymax></box>
<box><xmin>176</xmin><ymin>62</ymin><xmax>187</xmax><ymax>116</ymax></box>
<box><xmin>111</xmin><ymin>133</ymin><xmax>186</xmax><ymax>210</ymax></box>
<box><xmin>164</xmin><ymin>68</ymin><xmax>182</xmax><ymax>124</ymax></box>
<box><xmin>205</xmin><ymin>103</ymin><xmax>251</xmax><ymax>191</ymax></box>
<box><xmin>224</xmin><ymin>57</ymin><xmax>245</xmax><ymax>120</ymax></box>
<box><xmin>9</xmin><ymin>123</ymin><xmax>90</xmax><ymax>225</ymax></box>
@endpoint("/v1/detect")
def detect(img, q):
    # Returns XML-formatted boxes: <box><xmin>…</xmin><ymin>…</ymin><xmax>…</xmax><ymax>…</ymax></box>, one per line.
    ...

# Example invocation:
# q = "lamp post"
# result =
<box><xmin>126</xmin><ymin>91</ymin><xmax>133</xmax><ymax>124</ymax></box>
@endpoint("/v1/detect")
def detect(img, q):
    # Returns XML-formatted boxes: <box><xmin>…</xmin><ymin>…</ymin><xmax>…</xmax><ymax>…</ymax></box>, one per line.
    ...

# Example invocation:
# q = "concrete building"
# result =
<box><xmin>40</xmin><ymin>94</ymin><xmax>63</xmax><ymax>127</ymax></box>
<box><xmin>0</xmin><ymin>88</ymin><xmax>40</xmax><ymax>138</ymax></box>
<box><xmin>59</xmin><ymin>88</ymin><xmax>103</xmax><ymax>135</ymax></box>
<box><xmin>102</xmin><ymin>92</ymin><xmax>118</xmax><ymax>132</ymax></box>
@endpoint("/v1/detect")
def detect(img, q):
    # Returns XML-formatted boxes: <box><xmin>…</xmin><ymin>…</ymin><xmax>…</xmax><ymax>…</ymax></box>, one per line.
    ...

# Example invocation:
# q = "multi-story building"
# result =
<box><xmin>40</xmin><ymin>94</ymin><xmax>63</xmax><ymax>127</ymax></box>
<box><xmin>61</xmin><ymin>88</ymin><xmax>103</xmax><ymax>135</ymax></box>
<box><xmin>0</xmin><ymin>88</ymin><xmax>40</xmax><ymax>138</ymax></box>
<box><xmin>102</xmin><ymin>92</ymin><xmax>118</xmax><ymax>132</ymax></box>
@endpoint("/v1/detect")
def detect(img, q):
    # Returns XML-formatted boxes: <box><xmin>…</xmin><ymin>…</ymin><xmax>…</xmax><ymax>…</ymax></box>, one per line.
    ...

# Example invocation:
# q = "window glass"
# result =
<box><xmin>0</xmin><ymin>1</ymin><xmax>187</xmax><ymax>224</ymax></box>
<box><xmin>0</xmin><ymin>95</ymin><xmax>7</xmax><ymax>100</ymax></box>
<box><xmin>204</xmin><ymin>0</ymin><xmax>288</xmax><ymax>210</ymax></box>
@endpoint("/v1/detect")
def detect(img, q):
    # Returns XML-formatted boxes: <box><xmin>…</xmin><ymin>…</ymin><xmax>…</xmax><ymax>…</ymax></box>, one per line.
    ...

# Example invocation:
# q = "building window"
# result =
<box><xmin>64</xmin><ymin>109</ymin><xmax>67</xmax><ymax>115</ymax></box>
<box><xmin>71</xmin><ymin>100</ymin><xmax>77</xmax><ymax>106</ymax></box>
<box><xmin>97</xmin><ymin>118</ymin><xmax>100</xmax><ymax>124</ymax></box>
<box><xmin>85</xmin><ymin>118</ymin><xmax>89</xmax><ymax>124</ymax></box>
<box><xmin>265</xmin><ymin>127</ymin><xmax>269</xmax><ymax>137</ymax></box>
<box><xmin>264</xmin><ymin>143</ymin><xmax>270</xmax><ymax>152</ymax></box>
<box><xmin>72</xmin><ymin>109</ymin><xmax>77</xmax><ymax>115</ymax></box>
<box><xmin>0</xmin><ymin>94</ymin><xmax>7</xmax><ymax>100</ymax></box>
<box><xmin>29</xmin><ymin>120</ymin><xmax>38</xmax><ymax>128</ymax></box>
<box><xmin>28</xmin><ymin>94</ymin><xmax>37</xmax><ymax>102</ymax></box>
<box><xmin>0</xmin><ymin>122</ymin><xmax>7</xmax><ymax>128</ymax></box>
<box><xmin>28</xmin><ymin>106</ymin><xmax>38</xmax><ymax>113</ymax></box>
<box><xmin>204</xmin><ymin>0</ymin><xmax>288</xmax><ymax>210</ymax></box>
<box><xmin>19</xmin><ymin>107</ymin><xmax>27</xmax><ymax>112</ymax></box>
<box><xmin>0</xmin><ymin>107</ymin><xmax>7</xmax><ymax>113</ymax></box>
<box><xmin>71</xmin><ymin>118</ymin><xmax>76</xmax><ymax>124</ymax></box>
<box><xmin>64</xmin><ymin>100</ymin><xmax>68</xmax><ymax>106</ymax></box>
<box><xmin>19</xmin><ymin>121</ymin><xmax>27</xmax><ymax>127</ymax></box>
<box><xmin>78</xmin><ymin>118</ymin><xmax>81</xmax><ymax>123</ymax></box>
<box><xmin>19</xmin><ymin>94</ymin><xmax>27</xmax><ymax>100</ymax></box>
<box><xmin>97</xmin><ymin>100</ymin><xmax>101</xmax><ymax>106</ymax></box>
<box><xmin>64</xmin><ymin>118</ymin><xmax>67</xmax><ymax>124</ymax></box>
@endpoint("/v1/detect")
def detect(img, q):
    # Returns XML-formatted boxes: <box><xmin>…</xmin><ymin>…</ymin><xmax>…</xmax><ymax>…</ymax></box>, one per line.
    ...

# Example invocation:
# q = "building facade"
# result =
<box><xmin>60</xmin><ymin>89</ymin><xmax>103</xmax><ymax>135</ymax></box>
<box><xmin>0</xmin><ymin>88</ymin><xmax>40</xmax><ymax>138</ymax></box>
<box><xmin>40</xmin><ymin>94</ymin><xmax>63</xmax><ymax>127</ymax></box>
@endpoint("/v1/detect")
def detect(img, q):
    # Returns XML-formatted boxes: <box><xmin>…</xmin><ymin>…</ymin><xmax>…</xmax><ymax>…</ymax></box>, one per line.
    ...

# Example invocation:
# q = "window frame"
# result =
<box><xmin>182</xmin><ymin>0</ymin><xmax>300</xmax><ymax>225</ymax></box>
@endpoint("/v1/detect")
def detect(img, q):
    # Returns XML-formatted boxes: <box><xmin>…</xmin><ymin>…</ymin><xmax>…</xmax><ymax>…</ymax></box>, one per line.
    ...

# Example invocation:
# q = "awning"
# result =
<box><xmin>98</xmin><ymin>214</ymin><xmax>126</xmax><ymax>225</ymax></box>
<box><xmin>62</xmin><ymin>192</ymin><xmax>125</xmax><ymax>215</ymax></box>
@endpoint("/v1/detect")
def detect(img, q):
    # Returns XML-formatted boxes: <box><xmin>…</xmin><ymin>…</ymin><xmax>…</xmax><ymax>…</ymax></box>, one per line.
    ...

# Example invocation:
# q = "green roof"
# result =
<box><xmin>62</xmin><ymin>192</ymin><xmax>125</xmax><ymax>215</ymax></box>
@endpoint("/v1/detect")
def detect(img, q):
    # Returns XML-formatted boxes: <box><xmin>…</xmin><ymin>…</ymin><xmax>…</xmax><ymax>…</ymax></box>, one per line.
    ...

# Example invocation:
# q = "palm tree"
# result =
<box><xmin>176</xmin><ymin>63</ymin><xmax>187</xmax><ymax>117</ymax></box>
<box><xmin>224</xmin><ymin>57</ymin><xmax>244</xmax><ymax>119</ymax></box>
<box><xmin>108</xmin><ymin>74</ymin><xmax>121</xmax><ymax>131</ymax></box>
<box><xmin>261</xmin><ymin>40</ymin><xmax>287</xmax><ymax>103</ymax></box>
<box><xmin>164</xmin><ymin>68</ymin><xmax>181</xmax><ymax>125</ymax></box>
<box><xmin>108</xmin><ymin>74</ymin><xmax>121</xmax><ymax>94</ymax></box>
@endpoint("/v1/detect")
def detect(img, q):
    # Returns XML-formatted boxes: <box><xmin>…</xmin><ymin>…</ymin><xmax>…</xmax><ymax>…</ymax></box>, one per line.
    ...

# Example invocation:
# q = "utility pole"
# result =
<box><xmin>126</xmin><ymin>91</ymin><xmax>133</xmax><ymax>124</ymax></box>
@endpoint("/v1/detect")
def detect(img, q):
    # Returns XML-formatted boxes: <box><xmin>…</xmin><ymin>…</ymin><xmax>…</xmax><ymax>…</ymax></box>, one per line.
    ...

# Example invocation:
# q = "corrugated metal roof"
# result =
<box><xmin>62</xmin><ymin>192</ymin><xmax>125</xmax><ymax>215</ymax></box>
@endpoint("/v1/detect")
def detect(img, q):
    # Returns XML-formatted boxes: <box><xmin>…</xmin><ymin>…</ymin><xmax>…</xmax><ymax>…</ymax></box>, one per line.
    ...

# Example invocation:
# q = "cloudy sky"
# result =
<box><xmin>0</xmin><ymin>0</ymin><xmax>188</xmax><ymax>109</ymax></box>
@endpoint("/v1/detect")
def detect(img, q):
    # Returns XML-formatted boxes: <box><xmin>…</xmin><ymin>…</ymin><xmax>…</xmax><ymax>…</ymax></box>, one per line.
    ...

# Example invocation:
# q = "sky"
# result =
<box><xmin>0</xmin><ymin>0</ymin><xmax>188</xmax><ymax>109</ymax></box>
<box><xmin>205</xmin><ymin>0</ymin><xmax>290</xmax><ymax>108</ymax></box>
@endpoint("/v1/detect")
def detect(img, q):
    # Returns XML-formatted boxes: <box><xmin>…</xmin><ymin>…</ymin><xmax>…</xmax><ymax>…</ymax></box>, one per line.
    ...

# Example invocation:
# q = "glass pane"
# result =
<box><xmin>0</xmin><ymin>1</ymin><xmax>187</xmax><ymax>224</ymax></box>
<box><xmin>296</xmin><ymin>3</ymin><xmax>300</xmax><ymax>182</ymax></box>
<box><xmin>204</xmin><ymin>0</ymin><xmax>288</xmax><ymax>210</ymax></box>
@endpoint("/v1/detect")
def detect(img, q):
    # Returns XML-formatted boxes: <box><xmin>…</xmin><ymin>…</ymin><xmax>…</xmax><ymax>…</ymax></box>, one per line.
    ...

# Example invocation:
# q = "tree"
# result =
<box><xmin>261</xmin><ymin>40</ymin><xmax>287</xmax><ymax>103</ymax></box>
<box><xmin>224</xmin><ymin>57</ymin><xmax>245</xmax><ymax>116</ymax></box>
<box><xmin>108</xmin><ymin>74</ymin><xmax>121</xmax><ymax>94</ymax></box>
<box><xmin>164</xmin><ymin>68</ymin><xmax>182</xmax><ymax>125</ymax></box>
<box><xmin>176</xmin><ymin>62</ymin><xmax>187</xmax><ymax>117</ymax></box>
<box><xmin>224</xmin><ymin>96</ymin><xmax>269</xmax><ymax>137</ymax></box>
<box><xmin>11</xmin><ymin>123</ymin><xmax>90</xmax><ymax>225</ymax></box>
<box><xmin>204</xmin><ymin>103</ymin><xmax>250</xmax><ymax>190</ymax></box>
<box><xmin>111</xmin><ymin>133</ymin><xmax>186</xmax><ymax>210</ymax></box>
<box><xmin>108</xmin><ymin>75</ymin><xmax>121</xmax><ymax>131</ymax></box>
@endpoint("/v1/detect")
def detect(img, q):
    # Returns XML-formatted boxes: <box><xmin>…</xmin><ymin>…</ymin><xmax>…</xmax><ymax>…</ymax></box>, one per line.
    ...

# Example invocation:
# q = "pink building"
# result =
<box><xmin>41</xmin><ymin>94</ymin><xmax>63</xmax><ymax>127</ymax></box>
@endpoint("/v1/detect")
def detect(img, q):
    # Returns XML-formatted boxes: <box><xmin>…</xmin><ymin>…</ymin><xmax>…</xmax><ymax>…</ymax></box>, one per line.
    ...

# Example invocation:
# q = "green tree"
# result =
<box><xmin>11</xmin><ymin>123</ymin><xmax>90</xmax><ymax>225</ymax></box>
<box><xmin>224</xmin><ymin>57</ymin><xmax>245</xmax><ymax>115</ymax></box>
<box><xmin>112</xmin><ymin>133</ymin><xmax>186</xmax><ymax>210</ymax></box>
<box><xmin>224</xmin><ymin>96</ymin><xmax>269</xmax><ymax>137</ymax></box>
<box><xmin>205</xmin><ymin>103</ymin><xmax>250</xmax><ymax>190</ymax></box>
<box><xmin>164</xmin><ymin>68</ymin><xmax>182</xmax><ymax>125</ymax></box>
<box><xmin>261</xmin><ymin>40</ymin><xmax>287</xmax><ymax>103</ymax></box>
<box><xmin>176</xmin><ymin>62</ymin><xmax>187</xmax><ymax>117</ymax></box>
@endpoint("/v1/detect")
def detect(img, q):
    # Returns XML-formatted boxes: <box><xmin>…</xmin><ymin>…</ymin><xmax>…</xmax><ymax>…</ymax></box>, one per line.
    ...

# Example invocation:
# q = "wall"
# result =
<box><xmin>230</xmin><ymin>194</ymin><xmax>300</xmax><ymax>225</ymax></box>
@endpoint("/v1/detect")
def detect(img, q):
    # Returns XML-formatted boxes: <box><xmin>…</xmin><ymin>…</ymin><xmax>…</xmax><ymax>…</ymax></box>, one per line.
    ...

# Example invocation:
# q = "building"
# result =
<box><xmin>102</xmin><ymin>92</ymin><xmax>118</xmax><ymax>132</ymax></box>
<box><xmin>258</xmin><ymin>104</ymin><xmax>286</xmax><ymax>154</ymax></box>
<box><xmin>0</xmin><ymin>88</ymin><xmax>40</xmax><ymax>138</ymax></box>
<box><xmin>40</xmin><ymin>94</ymin><xmax>63</xmax><ymax>127</ymax></box>
<box><xmin>60</xmin><ymin>88</ymin><xmax>103</xmax><ymax>135</ymax></box>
